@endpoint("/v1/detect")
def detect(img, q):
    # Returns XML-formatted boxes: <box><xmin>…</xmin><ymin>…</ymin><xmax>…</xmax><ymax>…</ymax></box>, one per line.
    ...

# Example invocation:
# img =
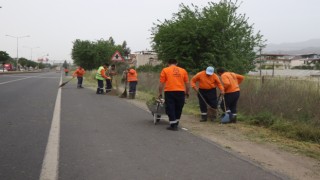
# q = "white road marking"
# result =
<box><xmin>39</xmin><ymin>75</ymin><xmax>62</xmax><ymax>180</ymax></box>
<box><xmin>2</xmin><ymin>75</ymin><xmax>59</xmax><ymax>79</ymax></box>
<box><xmin>181</xmin><ymin>127</ymin><xmax>188</xmax><ymax>131</ymax></box>
<box><xmin>0</xmin><ymin>77</ymin><xmax>31</xmax><ymax>85</ymax></box>
<box><xmin>0</xmin><ymin>74</ymin><xmax>56</xmax><ymax>85</ymax></box>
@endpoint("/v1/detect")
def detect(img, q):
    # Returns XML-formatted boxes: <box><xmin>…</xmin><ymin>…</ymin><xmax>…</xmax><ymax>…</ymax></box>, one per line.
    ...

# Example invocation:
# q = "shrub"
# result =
<box><xmin>247</xmin><ymin>111</ymin><xmax>276</xmax><ymax>127</ymax></box>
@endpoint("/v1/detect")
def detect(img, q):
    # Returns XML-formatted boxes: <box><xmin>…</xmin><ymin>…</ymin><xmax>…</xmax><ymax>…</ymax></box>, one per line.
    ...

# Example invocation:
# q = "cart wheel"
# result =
<box><xmin>156</xmin><ymin>115</ymin><xmax>161</xmax><ymax>123</ymax></box>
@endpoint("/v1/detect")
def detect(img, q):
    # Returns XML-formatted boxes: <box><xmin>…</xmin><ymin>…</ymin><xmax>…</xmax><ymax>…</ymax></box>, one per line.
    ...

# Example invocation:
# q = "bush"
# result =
<box><xmin>136</xmin><ymin>64</ymin><xmax>164</xmax><ymax>73</ymax></box>
<box><xmin>292</xmin><ymin>65</ymin><xmax>314</xmax><ymax>69</ymax></box>
<box><xmin>247</xmin><ymin>111</ymin><xmax>276</xmax><ymax>127</ymax></box>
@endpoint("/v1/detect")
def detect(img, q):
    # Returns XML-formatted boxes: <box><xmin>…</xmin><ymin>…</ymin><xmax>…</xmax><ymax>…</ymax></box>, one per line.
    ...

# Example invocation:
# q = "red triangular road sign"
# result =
<box><xmin>111</xmin><ymin>51</ymin><xmax>124</xmax><ymax>61</ymax></box>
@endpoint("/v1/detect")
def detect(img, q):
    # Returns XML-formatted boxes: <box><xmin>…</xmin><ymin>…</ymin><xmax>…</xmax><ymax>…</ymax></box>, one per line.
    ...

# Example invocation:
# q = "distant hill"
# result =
<box><xmin>264</xmin><ymin>39</ymin><xmax>320</xmax><ymax>54</ymax></box>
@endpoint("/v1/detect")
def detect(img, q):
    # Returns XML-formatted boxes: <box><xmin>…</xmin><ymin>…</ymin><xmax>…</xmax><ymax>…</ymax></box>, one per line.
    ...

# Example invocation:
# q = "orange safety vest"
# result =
<box><xmin>127</xmin><ymin>69</ymin><xmax>138</xmax><ymax>82</ymax></box>
<box><xmin>73</xmin><ymin>68</ymin><xmax>86</xmax><ymax>77</ymax></box>
<box><xmin>191</xmin><ymin>70</ymin><xmax>224</xmax><ymax>92</ymax></box>
<box><xmin>159</xmin><ymin>65</ymin><xmax>189</xmax><ymax>92</ymax></box>
<box><xmin>221</xmin><ymin>72</ymin><xmax>244</xmax><ymax>93</ymax></box>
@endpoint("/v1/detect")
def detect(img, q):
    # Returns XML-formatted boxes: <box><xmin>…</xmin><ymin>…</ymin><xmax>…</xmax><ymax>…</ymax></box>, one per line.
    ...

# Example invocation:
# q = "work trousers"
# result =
<box><xmin>97</xmin><ymin>79</ymin><xmax>104</xmax><ymax>94</ymax></box>
<box><xmin>164</xmin><ymin>91</ymin><xmax>185</xmax><ymax>127</ymax></box>
<box><xmin>77</xmin><ymin>77</ymin><xmax>83</xmax><ymax>87</ymax></box>
<box><xmin>198</xmin><ymin>88</ymin><xmax>218</xmax><ymax>113</ymax></box>
<box><xmin>221</xmin><ymin>91</ymin><xmax>240</xmax><ymax>114</ymax></box>
<box><xmin>105</xmin><ymin>79</ymin><xmax>112</xmax><ymax>92</ymax></box>
<box><xmin>129</xmin><ymin>81</ymin><xmax>138</xmax><ymax>94</ymax></box>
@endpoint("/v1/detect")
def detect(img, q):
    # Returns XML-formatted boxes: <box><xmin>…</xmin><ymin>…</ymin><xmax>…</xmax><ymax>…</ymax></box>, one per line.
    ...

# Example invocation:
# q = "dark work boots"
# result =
<box><xmin>230</xmin><ymin>115</ymin><xmax>237</xmax><ymax>123</ymax></box>
<box><xmin>96</xmin><ymin>88</ymin><xmax>103</xmax><ymax>94</ymax></box>
<box><xmin>200</xmin><ymin>114</ymin><xmax>207</xmax><ymax>122</ymax></box>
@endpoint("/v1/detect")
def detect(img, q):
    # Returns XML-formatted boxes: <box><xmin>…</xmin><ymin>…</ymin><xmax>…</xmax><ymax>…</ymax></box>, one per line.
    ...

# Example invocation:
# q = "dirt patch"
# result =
<box><xmin>127</xmin><ymin>98</ymin><xmax>320</xmax><ymax>180</ymax></box>
<box><xmin>180</xmin><ymin>116</ymin><xmax>320</xmax><ymax>180</ymax></box>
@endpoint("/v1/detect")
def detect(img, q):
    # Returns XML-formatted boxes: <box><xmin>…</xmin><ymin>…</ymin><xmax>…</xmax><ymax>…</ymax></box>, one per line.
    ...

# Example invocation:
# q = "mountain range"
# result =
<box><xmin>264</xmin><ymin>39</ymin><xmax>320</xmax><ymax>54</ymax></box>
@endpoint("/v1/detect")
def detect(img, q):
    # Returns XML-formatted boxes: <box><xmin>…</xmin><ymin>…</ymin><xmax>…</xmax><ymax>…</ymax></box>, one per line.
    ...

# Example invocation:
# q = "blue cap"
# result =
<box><xmin>206</xmin><ymin>66</ymin><xmax>214</xmax><ymax>75</ymax></box>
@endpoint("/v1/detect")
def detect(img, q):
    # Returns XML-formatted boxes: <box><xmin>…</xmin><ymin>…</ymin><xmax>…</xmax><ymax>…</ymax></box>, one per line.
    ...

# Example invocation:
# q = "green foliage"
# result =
<box><xmin>0</xmin><ymin>51</ymin><xmax>11</xmax><ymax>64</ymax></box>
<box><xmin>247</xmin><ymin>111</ymin><xmax>276</xmax><ymax>127</ymax></box>
<box><xmin>71</xmin><ymin>37</ymin><xmax>128</xmax><ymax>70</ymax></box>
<box><xmin>136</xmin><ymin>64</ymin><xmax>164</xmax><ymax>73</ymax></box>
<box><xmin>242</xmin><ymin>111</ymin><xmax>320</xmax><ymax>143</ymax></box>
<box><xmin>122</xmin><ymin>41</ymin><xmax>131</xmax><ymax>58</ymax></box>
<box><xmin>18</xmin><ymin>57</ymin><xmax>28</xmax><ymax>67</ymax></box>
<box><xmin>315</xmin><ymin>62</ymin><xmax>320</xmax><ymax>70</ymax></box>
<box><xmin>62</xmin><ymin>60</ymin><xmax>68</xmax><ymax>69</ymax></box>
<box><xmin>151</xmin><ymin>0</ymin><xmax>264</xmax><ymax>74</ymax></box>
<box><xmin>18</xmin><ymin>57</ymin><xmax>39</xmax><ymax>68</ymax></box>
<box><xmin>38</xmin><ymin>63</ymin><xmax>46</xmax><ymax>69</ymax></box>
<box><xmin>292</xmin><ymin>65</ymin><xmax>315</xmax><ymax>70</ymax></box>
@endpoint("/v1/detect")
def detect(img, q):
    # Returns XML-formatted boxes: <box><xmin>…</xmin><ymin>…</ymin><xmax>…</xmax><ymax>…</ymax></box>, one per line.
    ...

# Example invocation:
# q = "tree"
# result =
<box><xmin>18</xmin><ymin>58</ymin><xmax>28</xmax><ymax>68</ymax></box>
<box><xmin>63</xmin><ymin>60</ymin><xmax>68</xmax><ymax>69</ymax></box>
<box><xmin>122</xmin><ymin>41</ymin><xmax>131</xmax><ymax>59</ymax></box>
<box><xmin>0</xmin><ymin>51</ymin><xmax>10</xmax><ymax>63</ymax></box>
<box><xmin>0</xmin><ymin>51</ymin><xmax>11</xmax><ymax>72</ymax></box>
<box><xmin>108</xmin><ymin>37</ymin><xmax>115</xmax><ymax>46</ymax></box>
<box><xmin>71</xmin><ymin>37</ymin><xmax>128</xmax><ymax>70</ymax></box>
<box><xmin>151</xmin><ymin>0</ymin><xmax>265</xmax><ymax>74</ymax></box>
<box><xmin>39</xmin><ymin>62</ymin><xmax>46</xmax><ymax>69</ymax></box>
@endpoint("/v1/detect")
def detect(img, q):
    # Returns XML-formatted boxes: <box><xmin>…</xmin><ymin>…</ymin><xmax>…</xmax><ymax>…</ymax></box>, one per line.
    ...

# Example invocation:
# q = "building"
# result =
<box><xmin>255</xmin><ymin>54</ymin><xmax>295</xmax><ymax>69</ymax></box>
<box><xmin>255</xmin><ymin>53</ymin><xmax>320</xmax><ymax>69</ymax></box>
<box><xmin>292</xmin><ymin>53</ymin><xmax>320</xmax><ymax>67</ymax></box>
<box><xmin>129</xmin><ymin>50</ymin><xmax>160</xmax><ymax>67</ymax></box>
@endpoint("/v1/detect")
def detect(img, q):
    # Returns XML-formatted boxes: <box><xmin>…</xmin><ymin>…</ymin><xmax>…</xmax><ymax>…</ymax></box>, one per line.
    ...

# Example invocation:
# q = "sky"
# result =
<box><xmin>0</xmin><ymin>0</ymin><xmax>320</xmax><ymax>63</ymax></box>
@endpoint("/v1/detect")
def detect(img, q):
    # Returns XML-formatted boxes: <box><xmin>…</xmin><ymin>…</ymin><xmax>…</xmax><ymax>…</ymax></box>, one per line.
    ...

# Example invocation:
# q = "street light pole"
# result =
<box><xmin>5</xmin><ymin>35</ymin><xmax>30</xmax><ymax>70</ymax></box>
<box><xmin>24</xmin><ymin>46</ymin><xmax>40</xmax><ymax>61</ymax></box>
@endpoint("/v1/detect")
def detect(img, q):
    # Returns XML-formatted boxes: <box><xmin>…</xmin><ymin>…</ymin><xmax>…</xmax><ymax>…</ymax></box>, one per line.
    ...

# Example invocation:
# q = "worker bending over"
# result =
<box><xmin>217</xmin><ymin>67</ymin><xmax>244</xmax><ymax>123</ymax></box>
<box><xmin>95</xmin><ymin>63</ymin><xmax>111</xmax><ymax>94</ymax></box>
<box><xmin>191</xmin><ymin>66</ymin><xmax>224</xmax><ymax>122</ymax></box>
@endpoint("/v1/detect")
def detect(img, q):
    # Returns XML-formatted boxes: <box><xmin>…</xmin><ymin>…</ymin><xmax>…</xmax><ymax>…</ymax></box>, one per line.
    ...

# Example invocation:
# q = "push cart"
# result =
<box><xmin>147</xmin><ymin>98</ymin><xmax>167</xmax><ymax>125</ymax></box>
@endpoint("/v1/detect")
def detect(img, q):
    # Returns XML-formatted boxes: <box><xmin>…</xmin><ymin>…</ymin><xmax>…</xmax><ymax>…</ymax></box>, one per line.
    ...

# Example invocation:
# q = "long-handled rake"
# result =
<box><xmin>194</xmin><ymin>89</ymin><xmax>217</xmax><ymax>120</ymax></box>
<box><xmin>59</xmin><ymin>77</ymin><xmax>75</xmax><ymax>88</ymax></box>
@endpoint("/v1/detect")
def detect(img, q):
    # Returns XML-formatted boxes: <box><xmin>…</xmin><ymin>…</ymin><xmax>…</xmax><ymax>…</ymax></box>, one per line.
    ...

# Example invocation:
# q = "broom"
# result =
<box><xmin>59</xmin><ymin>77</ymin><xmax>75</xmax><ymax>88</ymax></box>
<box><xmin>220</xmin><ymin>95</ymin><xmax>230</xmax><ymax>123</ymax></box>
<box><xmin>119</xmin><ymin>78</ymin><xmax>128</xmax><ymax>98</ymax></box>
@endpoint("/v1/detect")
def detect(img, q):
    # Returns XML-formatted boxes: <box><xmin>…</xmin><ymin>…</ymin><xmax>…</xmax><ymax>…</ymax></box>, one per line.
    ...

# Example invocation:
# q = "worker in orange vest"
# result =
<box><xmin>127</xmin><ymin>67</ymin><xmax>138</xmax><ymax>99</ymax></box>
<box><xmin>191</xmin><ymin>66</ymin><xmax>224</xmax><ymax>122</ymax></box>
<box><xmin>73</xmin><ymin>66</ymin><xmax>86</xmax><ymax>88</ymax></box>
<box><xmin>217</xmin><ymin>67</ymin><xmax>244</xmax><ymax>123</ymax></box>
<box><xmin>158</xmin><ymin>59</ymin><xmax>190</xmax><ymax>131</ymax></box>
<box><xmin>64</xmin><ymin>68</ymin><xmax>69</xmax><ymax>76</ymax></box>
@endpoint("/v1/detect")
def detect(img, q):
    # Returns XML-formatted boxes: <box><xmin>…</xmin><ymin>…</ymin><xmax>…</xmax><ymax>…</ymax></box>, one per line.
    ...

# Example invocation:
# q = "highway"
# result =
<box><xmin>0</xmin><ymin>72</ymin><xmax>287</xmax><ymax>180</ymax></box>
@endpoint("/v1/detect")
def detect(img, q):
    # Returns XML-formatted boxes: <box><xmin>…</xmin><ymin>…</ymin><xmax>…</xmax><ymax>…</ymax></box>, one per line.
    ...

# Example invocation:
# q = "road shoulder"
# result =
<box><xmin>127</xmin><ymin>98</ymin><xmax>320</xmax><ymax>180</ymax></box>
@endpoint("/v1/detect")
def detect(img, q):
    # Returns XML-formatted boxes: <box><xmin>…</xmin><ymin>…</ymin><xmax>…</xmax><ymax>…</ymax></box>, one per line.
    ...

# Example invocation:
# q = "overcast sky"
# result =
<box><xmin>1</xmin><ymin>0</ymin><xmax>319</xmax><ymax>62</ymax></box>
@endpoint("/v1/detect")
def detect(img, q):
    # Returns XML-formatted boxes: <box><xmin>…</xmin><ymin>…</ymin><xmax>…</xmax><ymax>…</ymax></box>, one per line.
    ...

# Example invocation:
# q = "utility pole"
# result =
<box><xmin>5</xmin><ymin>35</ymin><xmax>30</xmax><ymax>70</ymax></box>
<box><xmin>259</xmin><ymin>47</ymin><xmax>262</xmax><ymax>77</ymax></box>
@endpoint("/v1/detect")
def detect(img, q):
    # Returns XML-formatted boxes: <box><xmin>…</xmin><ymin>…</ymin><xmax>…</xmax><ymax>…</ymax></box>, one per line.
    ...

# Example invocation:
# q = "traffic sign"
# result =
<box><xmin>111</xmin><ymin>51</ymin><xmax>124</xmax><ymax>62</ymax></box>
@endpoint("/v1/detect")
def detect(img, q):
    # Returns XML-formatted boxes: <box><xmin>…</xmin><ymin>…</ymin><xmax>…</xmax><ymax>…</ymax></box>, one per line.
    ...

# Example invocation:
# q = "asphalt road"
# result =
<box><xmin>0</xmin><ymin>72</ymin><xmax>60</xmax><ymax>180</ymax></box>
<box><xmin>0</xmin><ymin>72</ymin><xmax>287</xmax><ymax>180</ymax></box>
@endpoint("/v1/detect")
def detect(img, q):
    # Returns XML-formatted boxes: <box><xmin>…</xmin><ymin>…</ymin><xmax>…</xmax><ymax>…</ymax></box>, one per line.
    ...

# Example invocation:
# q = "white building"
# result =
<box><xmin>130</xmin><ymin>50</ymin><xmax>160</xmax><ymax>67</ymax></box>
